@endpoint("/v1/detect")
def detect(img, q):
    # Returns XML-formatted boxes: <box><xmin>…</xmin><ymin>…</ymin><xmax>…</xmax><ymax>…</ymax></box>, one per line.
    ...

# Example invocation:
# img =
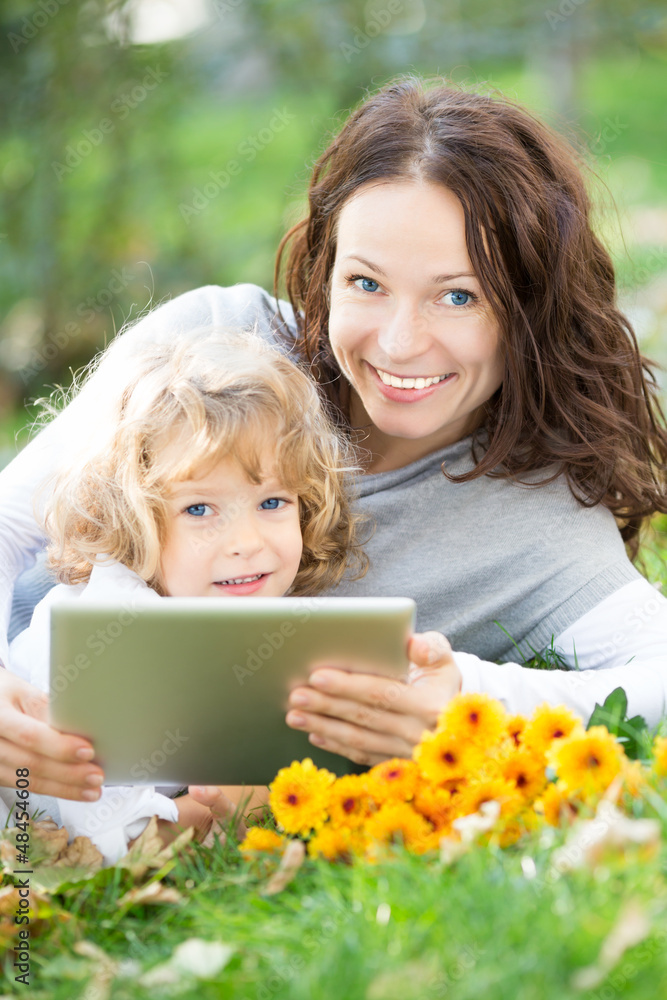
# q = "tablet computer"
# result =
<box><xmin>49</xmin><ymin>596</ymin><xmax>415</xmax><ymax>785</ymax></box>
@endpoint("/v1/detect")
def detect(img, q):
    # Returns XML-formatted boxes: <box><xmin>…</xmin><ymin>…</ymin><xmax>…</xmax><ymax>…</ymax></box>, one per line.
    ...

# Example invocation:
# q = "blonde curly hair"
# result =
<box><xmin>45</xmin><ymin>326</ymin><xmax>367</xmax><ymax>595</ymax></box>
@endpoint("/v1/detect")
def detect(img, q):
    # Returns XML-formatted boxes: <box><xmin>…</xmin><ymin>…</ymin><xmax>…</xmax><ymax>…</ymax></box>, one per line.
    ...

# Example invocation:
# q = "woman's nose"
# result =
<box><xmin>376</xmin><ymin>303</ymin><xmax>430</xmax><ymax>366</ymax></box>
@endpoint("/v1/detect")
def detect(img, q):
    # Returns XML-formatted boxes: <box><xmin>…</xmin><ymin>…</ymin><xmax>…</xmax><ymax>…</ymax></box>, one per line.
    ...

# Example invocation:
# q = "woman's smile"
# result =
<box><xmin>328</xmin><ymin>179</ymin><xmax>504</xmax><ymax>471</ymax></box>
<box><xmin>366</xmin><ymin>361</ymin><xmax>457</xmax><ymax>404</ymax></box>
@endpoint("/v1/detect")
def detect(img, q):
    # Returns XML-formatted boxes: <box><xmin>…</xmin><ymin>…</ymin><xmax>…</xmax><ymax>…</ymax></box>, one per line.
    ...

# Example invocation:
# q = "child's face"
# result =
<box><xmin>159</xmin><ymin>451</ymin><xmax>303</xmax><ymax>598</ymax></box>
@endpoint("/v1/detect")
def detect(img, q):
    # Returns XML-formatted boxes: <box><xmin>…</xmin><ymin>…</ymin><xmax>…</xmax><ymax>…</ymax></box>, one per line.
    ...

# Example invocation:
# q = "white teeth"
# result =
<box><xmin>219</xmin><ymin>574</ymin><xmax>262</xmax><ymax>585</ymax></box>
<box><xmin>376</xmin><ymin>368</ymin><xmax>450</xmax><ymax>389</ymax></box>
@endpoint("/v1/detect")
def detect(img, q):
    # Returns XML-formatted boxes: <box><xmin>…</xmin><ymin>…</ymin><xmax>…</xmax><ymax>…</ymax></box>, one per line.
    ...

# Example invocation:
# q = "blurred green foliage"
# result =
<box><xmin>0</xmin><ymin>0</ymin><xmax>666</xmax><ymax>432</ymax></box>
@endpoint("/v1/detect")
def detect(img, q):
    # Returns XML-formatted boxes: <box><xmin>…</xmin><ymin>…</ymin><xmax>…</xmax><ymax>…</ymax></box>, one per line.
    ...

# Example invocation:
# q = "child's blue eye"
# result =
<box><xmin>444</xmin><ymin>290</ymin><xmax>472</xmax><ymax>306</ymax></box>
<box><xmin>355</xmin><ymin>277</ymin><xmax>380</xmax><ymax>293</ymax></box>
<box><xmin>185</xmin><ymin>504</ymin><xmax>213</xmax><ymax>517</ymax></box>
<box><xmin>260</xmin><ymin>498</ymin><xmax>285</xmax><ymax>510</ymax></box>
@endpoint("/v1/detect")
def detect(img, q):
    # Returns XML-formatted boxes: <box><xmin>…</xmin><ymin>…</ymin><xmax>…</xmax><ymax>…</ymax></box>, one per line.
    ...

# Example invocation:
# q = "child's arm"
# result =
<box><xmin>155</xmin><ymin>786</ymin><xmax>265</xmax><ymax>845</ymax></box>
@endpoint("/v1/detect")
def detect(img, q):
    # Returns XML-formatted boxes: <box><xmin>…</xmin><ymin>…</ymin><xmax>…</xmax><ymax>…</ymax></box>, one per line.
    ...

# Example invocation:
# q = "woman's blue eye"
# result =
<box><xmin>185</xmin><ymin>504</ymin><xmax>212</xmax><ymax>517</ymax></box>
<box><xmin>260</xmin><ymin>498</ymin><xmax>285</xmax><ymax>510</ymax></box>
<box><xmin>355</xmin><ymin>277</ymin><xmax>380</xmax><ymax>293</ymax></box>
<box><xmin>445</xmin><ymin>290</ymin><xmax>471</xmax><ymax>306</ymax></box>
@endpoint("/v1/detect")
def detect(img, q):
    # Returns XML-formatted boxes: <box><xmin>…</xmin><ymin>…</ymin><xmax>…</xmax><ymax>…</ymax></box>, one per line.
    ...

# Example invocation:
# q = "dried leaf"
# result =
<box><xmin>52</xmin><ymin>836</ymin><xmax>104</xmax><ymax>871</ymax></box>
<box><xmin>551</xmin><ymin>800</ymin><xmax>661</xmax><ymax>874</ymax></box>
<box><xmin>200</xmin><ymin>820</ymin><xmax>227</xmax><ymax>850</ymax></box>
<box><xmin>139</xmin><ymin>938</ymin><xmax>234</xmax><ymax>989</ymax></box>
<box><xmin>73</xmin><ymin>941</ymin><xmax>118</xmax><ymax>1000</ymax></box>
<box><xmin>261</xmin><ymin>838</ymin><xmax>305</xmax><ymax>896</ymax></box>
<box><xmin>32</xmin><ymin>820</ymin><xmax>70</xmax><ymax>862</ymax></box>
<box><xmin>452</xmin><ymin>800</ymin><xmax>501</xmax><ymax>844</ymax></box>
<box><xmin>117</xmin><ymin>881</ymin><xmax>183</xmax><ymax>908</ymax></box>
<box><xmin>117</xmin><ymin>816</ymin><xmax>194</xmax><ymax>879</ymax></box>
<box><xmin>572</xmin><ymin>900</ymin><xmax>651</xmax><ymax>991</ymax></box>
<box><xmin>0</xmin><ymin>884</ymin><xmax>68</xmax><ymax>946</ymax></box>
<box><xmin>438</xmin><ymin>835</ymin><xmax>469</xmax><ymax>866</ymax></box>
<box><xmin>366</xmin><ymin>957</ymin><xmax>442</xmax><ymax>999</ymax></box>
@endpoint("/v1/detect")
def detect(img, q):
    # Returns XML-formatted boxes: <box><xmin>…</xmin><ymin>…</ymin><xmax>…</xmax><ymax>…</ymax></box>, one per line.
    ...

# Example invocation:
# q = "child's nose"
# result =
<box><xmin>225</xmin><ymin>515</ymin><xmax>264</xmax><ymax>558</ymax></box>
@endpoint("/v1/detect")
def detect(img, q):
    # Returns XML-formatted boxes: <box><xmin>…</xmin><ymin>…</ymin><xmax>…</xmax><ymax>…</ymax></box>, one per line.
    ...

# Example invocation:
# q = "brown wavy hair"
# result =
<box><xmin>276</xmin><ymin>77</ymin><xmax>667</xmax><ymax>555</ymax></box>
<box><xmin>45</xmin><ymin>327</ymin><xmax>367</xmax><ymax>594</ymax></box>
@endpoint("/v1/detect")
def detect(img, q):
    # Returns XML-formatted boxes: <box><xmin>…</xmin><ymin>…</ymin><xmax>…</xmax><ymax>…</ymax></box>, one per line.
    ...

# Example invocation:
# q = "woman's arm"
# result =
<box><xmin>286</xmin><ymin>587</ymin><xmax>667</xmax><ymax>765</ymax></box>
<box><xmin>456</xmin><ymin>576</ymin><xmax>667</xmax><ymax>722</ymax></box>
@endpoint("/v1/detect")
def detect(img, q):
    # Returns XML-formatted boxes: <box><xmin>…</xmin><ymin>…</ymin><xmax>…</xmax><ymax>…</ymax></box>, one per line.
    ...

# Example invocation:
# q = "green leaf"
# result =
<box><xmin>587</xmin><ymin>687</ymin><xmax>649</xmax><ymax>760</ymax></box>
<box><xmin>587</xmin><ymin>686</ymin><xmax>628</xmax><ymax>734</ymax></box>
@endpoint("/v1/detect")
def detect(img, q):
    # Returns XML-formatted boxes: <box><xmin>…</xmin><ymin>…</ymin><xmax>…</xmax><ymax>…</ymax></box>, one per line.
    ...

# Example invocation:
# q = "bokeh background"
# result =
<box><xmin>1</xmin><ymin>0</ymin><xmax>666</xmax><ymax>459</ymax></box>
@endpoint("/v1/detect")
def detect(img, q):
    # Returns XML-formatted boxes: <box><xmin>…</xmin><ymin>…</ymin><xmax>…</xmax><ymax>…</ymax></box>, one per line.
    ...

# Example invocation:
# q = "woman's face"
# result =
<box><xmin>328</xmin><ymin>180</ymin><xmax>504</xmax><ymax>470</ymax></box>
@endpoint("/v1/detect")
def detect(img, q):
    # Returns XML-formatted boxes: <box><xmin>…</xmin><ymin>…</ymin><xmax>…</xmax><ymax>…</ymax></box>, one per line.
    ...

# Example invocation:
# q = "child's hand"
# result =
<box><xmin>189</xmin><ymin>785</ymin><xmax>248</xmax><ymax>842</ymax></box>
<box><xmin>155</xmin><ymin>788</ymin><xmax>247</xmax><ymax>847</ymax></box>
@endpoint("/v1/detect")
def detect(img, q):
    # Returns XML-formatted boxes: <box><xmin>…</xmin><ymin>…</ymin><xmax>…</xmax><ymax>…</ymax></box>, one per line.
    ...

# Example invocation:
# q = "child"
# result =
<box><xmin>0</xmin><ymin>325</ymin><xmax>365</xmax><ymax>862</ymax></box>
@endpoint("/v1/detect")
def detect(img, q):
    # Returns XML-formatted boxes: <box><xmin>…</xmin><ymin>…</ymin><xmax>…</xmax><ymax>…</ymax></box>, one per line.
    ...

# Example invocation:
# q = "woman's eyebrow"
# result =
<box><xmin>341</xmin><ymin>256</ymin><xmax>476</xmax><ymax>285</ymax></box>
<box><xmin>432</xmin><ymin>271</ymin><xmax>477</xmax><ymax>284</ymax></box>
<box><xmin>341</xmin><ymin>254</ymin><xmax>388</xmax><ymax>276</ymax></box>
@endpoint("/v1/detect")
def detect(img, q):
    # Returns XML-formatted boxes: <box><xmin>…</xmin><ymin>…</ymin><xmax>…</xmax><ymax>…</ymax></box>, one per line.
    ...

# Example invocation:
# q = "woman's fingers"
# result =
<box><xmin>308</xmin><ymin>730</ymin><xmax>408</xmax><ymax>769</ymax></box>
<box><xmin>286</xmin><ymin>632</ymin><xmax>462</xmax><ymax>765</ymax></box>
<box><xmin>0</xmin><ymin>672</ymin><xmax>103</xmax><ymax>797</ymax></box>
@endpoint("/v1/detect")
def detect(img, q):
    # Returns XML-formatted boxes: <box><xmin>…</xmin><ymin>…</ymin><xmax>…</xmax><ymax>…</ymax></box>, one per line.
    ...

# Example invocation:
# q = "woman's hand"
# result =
<box><xmin>285</xmin><ymin>631</ymin><xmax>461</xmax><ymax>767</ymax></box>
<box><xmin>0</xmin><ymin>669</ymin><xmax>104</xmax><ymax>800</ymax></box>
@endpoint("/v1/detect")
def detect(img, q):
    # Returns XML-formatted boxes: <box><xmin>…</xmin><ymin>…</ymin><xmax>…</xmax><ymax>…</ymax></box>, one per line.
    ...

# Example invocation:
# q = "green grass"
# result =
<box><xmin>8</xmin><ymin>813</ymin><xmax>667</xmax><ymax>998</ymax></box>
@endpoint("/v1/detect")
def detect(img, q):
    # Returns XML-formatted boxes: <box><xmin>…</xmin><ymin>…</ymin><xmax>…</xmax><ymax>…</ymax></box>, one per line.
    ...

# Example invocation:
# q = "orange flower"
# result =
<box><xmin>308</xmin><ymin>825</ymin><xmax>361</xmax><ymax>861</ymax></box>
<box><xmin>653</xmin><ymin>736</ymin><xmax>667</xmax><ymax>778</ymax></box>
<box><xmin>414</xmin><ymin>730</ymin><xmax>483</xmax><ymax>785</ymax></box>
<box><xmin>500</xmin><ymin>750</ymin><xmax>547</xmax><ymax>802</ymax></box>
<box><xmin>239</xmin><ymin>827</ymin><xmax>286</xmax><ymax>854</ymax></box>
<box><xmin>506</xmin><ymin>714</ymin><xmax>527</xmax><ymax>747</ymax></box>
<box><xmin>366</xmin><ymin>758</ymin><xmax>419</xmax><ymax>803</ymax></box>
<box><xmin>269</xmin><ymin>758</ymin><xmax>335</xmax><ymax>836</ymax></box>
<box><xmin>522</xmin><ymin>704</ymin><xmax>583</xmax><ymax>756</ymax></box>
<box><xmin>548</xmin><ymin>727</ymin><xmax>625</xmax><ymax>799</ymax></box>
<box><xmin>365</xmin><ymin>802</ymin><xmax>436</xmax><ymax>855</ymax></box>
<box><xmin>436</xmin><ymin>693</ymin><xmax>507</xmax><ymax>748</ymax></box>
<box><xmin>327</xmin><ymin>775</ymin><xmax>372</xmax><ymax>829</ymax></box>
<box><xmin>412</xmin><ymin>784</ymin><xmax>454</xmax><ymax>833</ymax></box>
<box><xmin>534</xmin><ymin>782</ymin><xmax>573</xmax><ymax>827</ymax></box>
<box><xmin>622</xmin><ymin>758</ymin><xmax>646</xmax><ymax>798</ymax></box>
<box><xmin>455</xmin><ymin>776</ymin><xmax>522</xmax><ymax>822</ymax></box>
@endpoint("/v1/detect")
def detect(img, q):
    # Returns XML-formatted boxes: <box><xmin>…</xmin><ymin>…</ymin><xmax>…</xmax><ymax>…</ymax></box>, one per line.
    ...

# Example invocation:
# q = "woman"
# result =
<box><xmin>1</xmin><ymin>77</ymin><xmax>666</xmax><ymax>803</ymax></box>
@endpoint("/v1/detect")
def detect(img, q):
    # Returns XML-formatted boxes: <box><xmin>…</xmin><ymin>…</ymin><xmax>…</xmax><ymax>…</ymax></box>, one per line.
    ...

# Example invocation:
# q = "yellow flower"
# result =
<box><xmin>500</xmin><ymin>750</ymin><xmax>547</xmax><ymax>802</ymax></box>
<box><xmin>494</xmin><ymin>811</ymin><xmax>537</xmax><ymax>849</ymax></box>
<box><xmin>622</xmin><ymin>758</ymin><xmax>646</xmax><ymax>798</ymax></box>
<box><xmin>365</xmin><ymin>802</ymin><xmax>436</xmax><ymax>855</ymax></box>
<box><xmin>653</xmin><ymin>736</ymin><xmax>667</xmax><ymax>778</ymax></box>
<box><xmin>366</xmin><ymin>758</ymin><xmax>419</xmax><ymax>803</ymax></box>
<box><xmin>239</xmin><ymin>827</ymin><xmax>286</xmax><ymax>854</ymax></box>
<box><xmin>413</xmin><ymin>784</ymin><xmax>454</xmax><ymax>833</ymax></box>
<box><xmin>506</xmin><ymin>714</ymin><xmax>527</xmax><ymax>747</ymax></box>
<box><xmin>269</xmin><ymin>758</ymin><xmax>335</xmax><ymax>836</ymax></box>
<box><xmin>436</xmin><ymin>693</ymin><xmax>507</xmax><ymax>748</ymax></box>
<box><xmin>308</xmin><ymin>825</ymin><xmax>361</xmax><ymax>861</ymax></box>
<box><xmin>548</xmin><ymin>727</ymin><xmax>625</xmax><ymax>799</ymax></box>
<box><xmin>534</xmin><ymin>782</ymin><xmax>573</xmax><ymax>827</ymax></box>
<box><xmin>327</xmin><ymin>775</ymin><xmax>372</xmax><ymax>829</ymax></box>
<box><xmin>414</xmin><ymin>730</ymin><xmax>483</xmax><ymax>785</ymax></box>
<box><xmin>454</xmin><ymin>776</ymin><xmax>522</xmax><ymax>821</ymax></box>
<box><xmin>522</xmin><ymin>704</ymin><xmax>583</xmax><ymax>756</ymax></box>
